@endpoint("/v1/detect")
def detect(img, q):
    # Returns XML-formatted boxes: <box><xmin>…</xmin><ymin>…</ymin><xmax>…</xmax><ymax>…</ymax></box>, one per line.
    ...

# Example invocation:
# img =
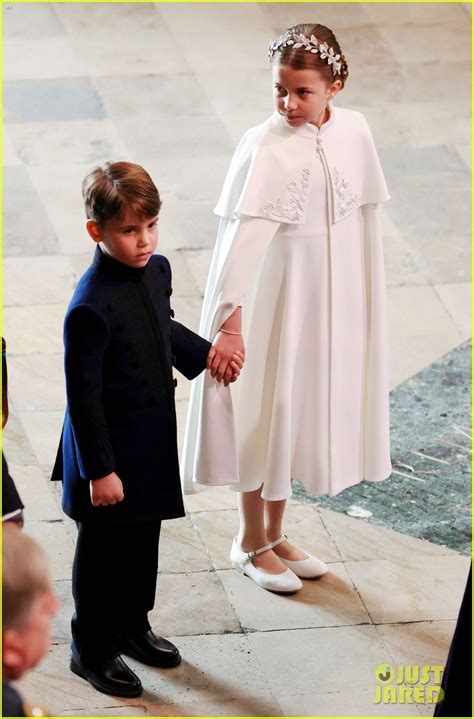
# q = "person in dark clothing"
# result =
<box><xmin>51</xmin><ymin>161</ymin><xmax>243</xmax><ymax>698</ymax></box>
<box><xmin>2</xmin><ymin>525</ymin><xmax>58</xmax><ymax>717</ymax></box>
<box><xmin>2</xmin><ymin>453</ymin><xmax>24</xmax><ymax>527</ymax></box>
<box><xmin>434</xmin><ymin>564</ymin><xmax>472</xmax><ymax>717</ymax></box>
<box><xmin>2</xmin><ymin>338</ymin><xmax>24</xmax><ymax>527</ymax></box>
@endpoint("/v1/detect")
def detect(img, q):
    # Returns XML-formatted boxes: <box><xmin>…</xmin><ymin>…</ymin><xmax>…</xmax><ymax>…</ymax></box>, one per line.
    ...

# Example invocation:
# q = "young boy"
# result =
<box><xmin>51</xmin><ymin>161</ymin><xmax>243</xmax><ymax>698</ymax></box>
<box><xmin>2</xmin><ymin>525</ymin><xmax>59</xmax><ymax>716</ymax></box>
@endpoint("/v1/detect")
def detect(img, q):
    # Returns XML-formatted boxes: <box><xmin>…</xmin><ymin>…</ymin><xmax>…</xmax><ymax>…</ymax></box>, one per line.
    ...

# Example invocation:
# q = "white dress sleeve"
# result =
<box><xmin>182</xmin><ymin>214</ymin><xmax>280</xmax><ymax>493</ymax></box>
<box><xmin>200</xmin><ymin>214</ymin><xmax>281</xmax><ymax>340</ymax></box>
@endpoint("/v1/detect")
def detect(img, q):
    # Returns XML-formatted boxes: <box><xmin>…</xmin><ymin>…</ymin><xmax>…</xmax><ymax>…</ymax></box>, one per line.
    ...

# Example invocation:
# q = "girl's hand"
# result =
<box><xmin>90</xmin><ymin>472</ymin><xmax>124</xmax><ymax>507</ymax></box>
<box><xmin>207</xmin><ymin>332</ymin><xmax>245</xmax><ymax>384</ymax></box>
<box><xmin>223</xmin><ymin>350</ymin><xmax>245</xmax><ymax>387</ymax></box>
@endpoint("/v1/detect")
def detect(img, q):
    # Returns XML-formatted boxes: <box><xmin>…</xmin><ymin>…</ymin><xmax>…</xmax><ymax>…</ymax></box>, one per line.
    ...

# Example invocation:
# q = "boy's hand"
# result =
<box><xmin>90</xmin><ymin>472</ymin><xmax>124</xmax><ymax>507</ymax></box>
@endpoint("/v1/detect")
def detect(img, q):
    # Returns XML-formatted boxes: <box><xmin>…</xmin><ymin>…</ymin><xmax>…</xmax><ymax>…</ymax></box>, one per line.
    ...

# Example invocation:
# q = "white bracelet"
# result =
<box><xmin>220</xmin><ymin>328</ymin><xmax>242</xmax><ymax>335</ymax></box>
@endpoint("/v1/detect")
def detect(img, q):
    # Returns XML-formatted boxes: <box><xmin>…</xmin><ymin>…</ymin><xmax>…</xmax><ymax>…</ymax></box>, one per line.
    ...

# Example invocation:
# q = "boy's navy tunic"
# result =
<box><xmin>51</xmin><ymin>246</ymin><xmax>211</xmax><ymax>523</ymax></box>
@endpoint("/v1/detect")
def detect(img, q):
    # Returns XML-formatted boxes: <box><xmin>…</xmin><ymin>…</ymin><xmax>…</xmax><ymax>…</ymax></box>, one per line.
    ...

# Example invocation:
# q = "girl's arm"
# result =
<box><xmin>208</xmin><ymin>305</ymin><xmax>245</xmax><ymax>385</ymax></box>
<box><xmin>206</xmin><ymin>216</ymin><xmax>280</xmax><ymax>384</ymax></box>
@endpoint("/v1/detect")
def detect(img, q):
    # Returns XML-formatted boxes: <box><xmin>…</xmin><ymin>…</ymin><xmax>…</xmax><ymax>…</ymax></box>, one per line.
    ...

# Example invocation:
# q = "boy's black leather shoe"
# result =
<box><xmin>70</xmin><ymin>653</ymin><xmax>143</xmax><ymax>697</ymax></box>
<box><xmin>121</xmin><ymin>630</ymin><xmax>181</xmax><ymax>668</ymax></box>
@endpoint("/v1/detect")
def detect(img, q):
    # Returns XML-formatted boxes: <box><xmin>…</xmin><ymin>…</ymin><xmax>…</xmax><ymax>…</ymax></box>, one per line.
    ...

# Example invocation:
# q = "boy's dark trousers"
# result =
<box><xmin>71</xmin><ymin>519</ymin><xmax>161</xmax><ymax>667</ymax></box>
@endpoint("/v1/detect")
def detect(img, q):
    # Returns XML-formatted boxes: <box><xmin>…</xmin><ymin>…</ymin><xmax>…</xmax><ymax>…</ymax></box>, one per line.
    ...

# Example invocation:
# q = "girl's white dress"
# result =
<box><xmin>182</xmin><ymin>104</ymin><xmax>393</xmax><ymax>499</ymax></box>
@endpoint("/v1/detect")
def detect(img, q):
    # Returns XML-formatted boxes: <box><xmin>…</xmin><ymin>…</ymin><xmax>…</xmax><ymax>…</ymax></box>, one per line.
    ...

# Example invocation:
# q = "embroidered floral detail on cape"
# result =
<box><xmin>332</xmin><ymin>167</ymin><xmax>361</xmax><ymax>218</ymax></box>
<box><xmin>260</xmin><ymin>168</ymin><xmax>311</xmax><ymax>222</ymax></box>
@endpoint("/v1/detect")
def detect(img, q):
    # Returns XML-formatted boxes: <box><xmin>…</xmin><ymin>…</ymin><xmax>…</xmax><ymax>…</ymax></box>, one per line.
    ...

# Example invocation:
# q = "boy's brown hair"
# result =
<box><xmin>2</xmin><ymin>526</ymin><xmax>52</xmax><ymax>629</ymax></box>
<box><xmin>82</xmin><ymin>161</ymin><xmax>162</xmax><ymax>227</ymax></box>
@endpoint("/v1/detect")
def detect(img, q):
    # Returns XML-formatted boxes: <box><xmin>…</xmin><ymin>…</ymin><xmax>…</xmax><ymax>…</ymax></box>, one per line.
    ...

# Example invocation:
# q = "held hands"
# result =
<box><xmin>207</xmin><ymin>331</ymin><xmax>245</xmax><ymax>387</ymax></box>
<box><xmin>90</xmin><ymin>472</ymin><xmax>124</xmax><ymax>507</ymax></box>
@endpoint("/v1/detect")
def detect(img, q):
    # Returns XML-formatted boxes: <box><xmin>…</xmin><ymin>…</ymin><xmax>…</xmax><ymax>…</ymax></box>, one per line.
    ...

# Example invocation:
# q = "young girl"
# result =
<box><xmin>183</xmin><ymin>23</ymin><xmax>392</xmax><ymax>593</ymax></box>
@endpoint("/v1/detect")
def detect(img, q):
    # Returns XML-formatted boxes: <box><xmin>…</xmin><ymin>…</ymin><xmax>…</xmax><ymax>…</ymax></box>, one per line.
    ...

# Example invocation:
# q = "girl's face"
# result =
<box><xmin>272</xmin><ymin>63</ymin><xmax>342</xmax><ymax>128</ymax></box>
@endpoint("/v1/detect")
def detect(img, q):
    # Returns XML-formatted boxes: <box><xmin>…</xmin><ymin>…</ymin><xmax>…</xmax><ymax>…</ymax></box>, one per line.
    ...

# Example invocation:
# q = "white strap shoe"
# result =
<box><xmin>230</xmin><ymin>537</ymin><xmax>302</xmax><ymax>594</ymax></box>
<box><xmin>276</xmin><ymin>534</ymin><xmax>329</xmax><ymax>578</ymax></box>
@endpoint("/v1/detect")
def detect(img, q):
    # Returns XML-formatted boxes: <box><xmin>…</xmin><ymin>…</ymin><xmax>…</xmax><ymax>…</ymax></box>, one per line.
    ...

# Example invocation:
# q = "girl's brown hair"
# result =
<box><xmin>82</xmin><ymin>161</ymin><xmax>162</xmax><ymax>227</ymax></box>
<box><xmin>270</xmin><ymin>23</ymin><xmax>349</xmax><ymax>88</ymax></box>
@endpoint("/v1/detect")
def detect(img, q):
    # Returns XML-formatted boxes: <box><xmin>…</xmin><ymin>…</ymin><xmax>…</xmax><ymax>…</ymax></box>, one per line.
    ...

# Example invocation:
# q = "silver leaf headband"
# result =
<box><xmin>268</xmin><ymin>32</ymin><xmax>343</xmax><ymax>76</ymax></box>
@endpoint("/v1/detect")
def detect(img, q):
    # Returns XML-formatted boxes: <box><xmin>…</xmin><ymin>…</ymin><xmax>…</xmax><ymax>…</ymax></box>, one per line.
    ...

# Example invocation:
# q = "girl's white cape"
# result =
<box><xmin>182</xmin><ymin>105</ymin><xmax>391</xmax><ymax>495</ymax></box>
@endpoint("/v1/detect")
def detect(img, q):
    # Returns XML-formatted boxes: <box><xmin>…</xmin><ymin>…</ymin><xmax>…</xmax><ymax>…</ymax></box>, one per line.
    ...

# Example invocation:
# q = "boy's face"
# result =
<box><xmin>87</xmin><ymin>209</ymin><xmax>159</xmax><ymax>268</ymax></box>
<box><xmin>3</xmin><ymin>590</ymin><xmax>59</xmax><ymax>680</ymax></box>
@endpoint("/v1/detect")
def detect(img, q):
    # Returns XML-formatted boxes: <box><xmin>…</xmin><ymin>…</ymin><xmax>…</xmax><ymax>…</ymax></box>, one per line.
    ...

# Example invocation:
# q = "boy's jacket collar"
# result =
<box><xmin>93</xmin><ymin>245</ymin><xmax>147</xmax><ymax>279</ymax></box>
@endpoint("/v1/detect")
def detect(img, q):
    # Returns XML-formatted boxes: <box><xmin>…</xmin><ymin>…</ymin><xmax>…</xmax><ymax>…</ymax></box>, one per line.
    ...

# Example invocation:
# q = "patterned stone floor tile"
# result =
<box><xmin>17</xmin><ymin>409</ymin><xmax>64</xmax><ymax>467</ymax></box>
<box><xmin>3</xmin><ymin>255</ymin><xmax>77</xmax><ymax>306</ymax></box>
<box><xmin>3</xmin><ymin>37</ymin><xmax>88</xmax><ymax>80</ymax></box>
<box><xmin>218</xmin><ymin>561</ymin><xmax>370</xmax><ymax>631</ymax></box>
<box><xmin>114</xmin><ymin>114</ymin><xmax>234</xmax><ymax>164</ymax></box>
<box><xmin>9</xmin><ymin>119</ymin><xmax>129</xmax><ymax>167</ymax></box>
<box><xmin>3</xmin><ymin>304</ymin><xmax>66</xmax><ymax>355</ymax></box>
<box><xmin>345</xmin><ymin>554</ymin><xmax>470</xmax><ymax>623</ymax></box>
<box><xmin>26</xmin><ymin>520</ymin><xmax>75</xmax><ymax>582</ymax></box>
<box><xmin>7</xmin><ymin>353</ymin><xmax>66</xmax><ymax>412</ymax></box>
<box><xmin>375</xmin><ymin>619</ymin><xmax>456</xmax><ymax>667</ymax></box>
<box><xmin>10</xmin><ymin>463</ymin><xmax>63</xmax><ymax>522</ymax></box>
<box><xmin>158</xmin><ymin>194</ymin><xmax>219</xmax><ymax>251</ymax></box>
<box><xmin>181</xmin><ymin>248</ymin><xmax>213</xmax><ymax>296</ymax></box>
<box><xmin>158</xmin><ymin>515</ymin><xmax>211</xmax><ymax>574</ymax></box>
<box><xmin>277</xmin><ymin>688</ymin><xmax>421</xmax><ymax>717</ymax></box>
<box><xmin>148</xmin><ymin>571</ymin><xmax>242</xmax><ymax>637</ymax></box>
<box><xmin>247</xmin><ymin>625</ymin><xmax>394</xmax><ymax>695</ymax></box>
<box><xmin>58</xmin><ymin>2</ymin><xmax>191</xmax><ymax>77</ymax></box>
<box><xmin>318</xmin><ymin>508</ymin><xmax>458</xmax><ymax>563</ymax></box>
<box><xmin>434</xmin><ymin>282</ymin><xmax>471</xmax><ymax>341</ymax></box>
<box><xmin>3</xmin><ymin>165</ymin><xmax>60</xmax><ymax>257</ymax></box>
<box><xmin>260</xmin><ymin>1</ymin><xmax>373</xmax><ymax>30</ymax></box>
<box><xmin>3</xmin><ymin>1</ymin><xmax>65</xmax><ymax>39</ymax></box>
<box><xmin>5</xmin><ymin>77</ymin><xmax>105</xmax><ymax>124</ymax></box>
<box><xmin>2</xmin><ymin>126</ymin><xmax>21</xmax><ymax>165</ymax></box>
<box><xmin>379</xmin><ymin>21</ymin><xmax>471</xmax><ymax>65</ymax></box>
<box><xmin>387</xmin><ymin>285</ymin><xmax>464</xmax><ymax>388</ymax></box>
<box><xmin>365</xmin><ymin>1</ymin><xmax>470</xmax><ymax>25</ymax></box>
<box><xmin>94</xmin><ymin>73</ymin><xmax>214</xmax><ymax>119</ymax></box>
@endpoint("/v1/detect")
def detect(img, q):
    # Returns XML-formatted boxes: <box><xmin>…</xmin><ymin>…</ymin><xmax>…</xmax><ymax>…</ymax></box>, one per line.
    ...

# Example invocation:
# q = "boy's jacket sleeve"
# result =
<box><xmin>64</xmin><ymin>303</ymin><xmax>116</xmax><ymax>480</ymax></box>
<box><xmin>170</xmin><ymin>320</ymin><xmax>211</xmax><ymax>380</ymax></box>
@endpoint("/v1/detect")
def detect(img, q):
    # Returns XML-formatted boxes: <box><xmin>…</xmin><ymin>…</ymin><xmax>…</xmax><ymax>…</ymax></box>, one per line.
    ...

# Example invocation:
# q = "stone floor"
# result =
<box><xmin>3</xmin><ymin>2</ymin><xmax>472</xmax><ymax>717</ymax></box>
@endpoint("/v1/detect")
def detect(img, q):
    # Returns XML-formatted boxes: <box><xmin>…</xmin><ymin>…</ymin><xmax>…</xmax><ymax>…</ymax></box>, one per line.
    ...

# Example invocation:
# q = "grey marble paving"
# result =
<box><xmin>2</xmin><ymin>1</ymin><xmax>66</xmax><ymax>39</ymax></box>
<box><xmin>3</xmin><ymin>165</ymin><xmax>60</xmax><ymax>256</ymax></box>
<box><xmin>94</xmin><ymin>73</ymin><xmax>215</xmax><ymax>119</ymax></box>
<box><xmin>9</xmin><ymin>463</ymin><xmax>63</xmax><ymax>522</ymax></box>
<box><xmin>145</xmin><ymin>154</ymin><xmax>233</xmax><ymax>203</ymax></box>
<box><xmin>380</xmin><ymin>144</ymin><xmax>471</xmax><ymax>183</ymax></box>
<box><xmin>8</xmin><ymin>118</ymin><xmax>129</xmax><ymax>167</ymax></box>
<box><xmin>2</xmin><ymin>406</ymin><xmax>40</xmax><ymax>466</ymax></box>
<box><xmin>4</xmin><ymin>78</ymin><xmax>106</xmax><ymax>123</ymax></box>
<box><xmin>114</xmin><ymin>113</ymin><xmax>234</xmax><ymax>163</ymax></box>
<box><xmin>260</xmin><ymin>1</ymin><xmax>374</xmax><ymax>30</ymax></box>
<box><xmin>158</xmin><ymin>195</ymin><xmax>221</xmax><ymax>251</ymax></box>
